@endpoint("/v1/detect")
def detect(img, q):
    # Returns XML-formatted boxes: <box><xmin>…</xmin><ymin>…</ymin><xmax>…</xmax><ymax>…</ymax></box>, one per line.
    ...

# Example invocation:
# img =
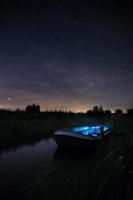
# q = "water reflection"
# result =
<box><xmin>0</xmin><ymin>137</ymin><xmax>51</xmax><ymax>156</ymax></box>
<box><xmin>0</xmin><ymin>138</ymin><xmax>57</xmax><ymax>200</ymax></box>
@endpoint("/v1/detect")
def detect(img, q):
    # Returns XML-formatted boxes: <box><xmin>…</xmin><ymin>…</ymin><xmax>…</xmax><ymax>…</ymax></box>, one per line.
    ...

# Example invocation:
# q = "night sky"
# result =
<box><xmin>0</xmin><ymin>0</ymin><xmax>133</xmax><ymax>112</ymax></box>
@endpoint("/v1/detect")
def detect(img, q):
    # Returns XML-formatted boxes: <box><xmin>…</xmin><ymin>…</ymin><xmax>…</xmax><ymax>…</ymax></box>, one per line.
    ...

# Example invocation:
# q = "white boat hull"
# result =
<box><xmin>54</xmin><ymin>130</ymin><xmax>111</xmax><ymax>150</ymax></box>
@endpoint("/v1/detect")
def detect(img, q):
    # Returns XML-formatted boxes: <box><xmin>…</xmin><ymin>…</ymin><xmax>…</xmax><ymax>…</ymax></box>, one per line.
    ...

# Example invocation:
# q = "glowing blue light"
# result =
<box><xmin>104</xmin><ymin>126</ymin><xmax>108</xmax><ymax>132</ymax></box>
<box><xmin>71</xmin><ymin>125</ymin><xmax>109</xmax><ymax>137</ymax></box>
<box><xmin>72</xmin><ymin>126</ymin><xmax>89</xmax><ymax>132</ymax></box>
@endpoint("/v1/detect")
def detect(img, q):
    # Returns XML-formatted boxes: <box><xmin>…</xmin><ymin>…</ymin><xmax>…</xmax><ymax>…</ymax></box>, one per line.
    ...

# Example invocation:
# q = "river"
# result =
<box><xmin>0</xmin><ymin>138</ymin><xmax>57</xmax><ymax>200</ymax></box>
<box><xmin>0</xmin><ymin>137</ymin><xmax>102</xmax><ymax>200</ymax></box>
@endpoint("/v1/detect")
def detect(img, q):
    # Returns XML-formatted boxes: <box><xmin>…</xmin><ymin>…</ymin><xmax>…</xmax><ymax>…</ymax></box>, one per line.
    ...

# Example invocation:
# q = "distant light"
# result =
<box><xmin>7</xmin><ymin>98</ymin><xmax>12</xmax><ymax>101</ymax></box>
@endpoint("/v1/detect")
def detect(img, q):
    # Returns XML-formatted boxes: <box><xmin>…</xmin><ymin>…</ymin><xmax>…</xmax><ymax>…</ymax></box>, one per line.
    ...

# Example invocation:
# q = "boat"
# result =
<box><xmin>54</xmin><ymin>125</ymin><xmax>111</xmax><ymax>150</ymax></box>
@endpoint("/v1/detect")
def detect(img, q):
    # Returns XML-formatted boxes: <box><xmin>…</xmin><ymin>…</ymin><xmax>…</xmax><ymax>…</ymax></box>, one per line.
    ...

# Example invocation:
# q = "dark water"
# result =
<box><xmin>0</xmin><ymin>138</ymin><xmax>99</xmax><ymax>200</ymax></box>
<box><xmin>0</xmin><ymin>138</ymin><xmax>57</xmax><ymax>200</ymax></box>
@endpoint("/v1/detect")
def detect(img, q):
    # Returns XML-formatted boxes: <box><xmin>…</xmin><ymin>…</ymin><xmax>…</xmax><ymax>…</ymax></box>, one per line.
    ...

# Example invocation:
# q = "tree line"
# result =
<box><xmin>87</xmin><ymin>106</ymin><xmax>133</xmax><ymax>117</ymax></box>
<box><xmin>0</xmin><ymin>104</ymin><xmax>133</xmax><ymax>116</ymax></box>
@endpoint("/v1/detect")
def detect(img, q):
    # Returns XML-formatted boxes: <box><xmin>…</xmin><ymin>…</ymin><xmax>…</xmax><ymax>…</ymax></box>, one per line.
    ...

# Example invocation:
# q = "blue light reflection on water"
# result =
<box><xmin>71</xmin><ymin>125</ymin><xmax>109</xmax><ymax>136</ymax></box>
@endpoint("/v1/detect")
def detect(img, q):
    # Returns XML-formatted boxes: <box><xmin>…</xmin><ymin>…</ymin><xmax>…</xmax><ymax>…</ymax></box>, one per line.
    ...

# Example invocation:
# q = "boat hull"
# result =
<box><xmin>55</xmin><ymin>135</ymin><xmax>98</xmax><ymax>150</ymax></box>
<box><xmin>54</xmin><ymin>131</ymin><xmax>103</xmax><ymax>151</ymax></box>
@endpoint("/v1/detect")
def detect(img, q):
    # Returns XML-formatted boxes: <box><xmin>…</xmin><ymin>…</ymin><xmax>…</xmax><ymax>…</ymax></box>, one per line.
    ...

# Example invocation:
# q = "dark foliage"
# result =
<box><xmin>25</xmin><ymin>104</ymin><xmax>40</xmax><ymax>113</ymax></box>
<box><xmin>104</xmin><ymin>109</ymin><xmax>112</xmax><ymax>116</ymax></box>
<box><xmin>115</xmin><ymin>109</ymin><xmax>123</xmax><ymax>115</ymax></box>
<box><xmin>127</xmin><ymin>108</ymin><xmax>133</xmax><ymax>117</ymax></box>
<box><xmin>86</xmin><ymin>106</ymin><xmax>109</xmax><ymax>118</ymax></box>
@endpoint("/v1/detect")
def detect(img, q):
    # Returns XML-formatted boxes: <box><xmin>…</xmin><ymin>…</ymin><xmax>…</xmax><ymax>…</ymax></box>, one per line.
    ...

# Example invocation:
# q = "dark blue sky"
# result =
<box><xmin>0</xmin><ymin>0</ymin><xmax>133</xmax><ymax>111</ymax></box>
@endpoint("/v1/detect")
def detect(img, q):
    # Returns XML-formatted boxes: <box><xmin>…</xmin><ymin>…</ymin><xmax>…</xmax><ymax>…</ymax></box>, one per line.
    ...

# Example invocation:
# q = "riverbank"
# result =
<box><xmin>0</xmin><ymin>111</ymin><xmax>110</xmax><ymax>151</ymax></box>
<box><xmin>0</xmin><ymin>111</ymin><xmax>74</xmax><ymax>151</ymax></box>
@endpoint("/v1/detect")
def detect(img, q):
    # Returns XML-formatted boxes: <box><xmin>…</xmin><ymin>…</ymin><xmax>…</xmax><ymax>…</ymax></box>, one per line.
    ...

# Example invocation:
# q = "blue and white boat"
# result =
<box><xmin>54</xmin><ymin>125</ymin><xmax>111</xmax><ymax>150</ymax></box>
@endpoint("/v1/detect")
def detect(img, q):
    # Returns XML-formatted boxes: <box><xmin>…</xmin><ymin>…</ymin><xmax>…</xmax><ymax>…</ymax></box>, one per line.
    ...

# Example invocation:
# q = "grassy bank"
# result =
<box><xmin>0</xmin><ymin>112</ymin><xmax>74</xmax><ymax>151</ymax></box>
<box><xmin>0</xmin><ymin>111</ymin><xmax>111</xmax><ymax>151</ymax></box>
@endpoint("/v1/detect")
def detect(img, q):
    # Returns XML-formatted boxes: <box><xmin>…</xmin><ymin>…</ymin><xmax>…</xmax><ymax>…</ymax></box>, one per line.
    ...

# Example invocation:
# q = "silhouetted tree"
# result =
<box><xmin>92</xmin><ymin>105</ymin><xmax>104</xmax><ymax>117</ymax></box>
<box><xmin>25</xmin><ymin>104</ymin><xmax>40</xmax><ymax>113</ymax></box>
<box><xmin>99</xmin><ymin>105</ymin><xmax>104</xmax><ymax>116</ymax></box>
<box><xmin>99</xmin><ymin>105</ymin><xmax>104</xmax><ymax>113</ymax></box>
<box><xmin>92</xmin><ymin>106</ymin><xmax>99</xmax><ymax>113</ymax></box>
<box><xmin>104</xmin><ymin>109</ymin><xmax>112</xmax><ymax>116</ymax></box>
<box><xmin>86</xmin><ymin>109</ymin><xmax>93</xmax><ymax>117</ymax></box>
<box><xmin>127</xmin><ymin>108</ymin><xmax>133</xmax><ymax>117</ymax></box>
<box><xmin>115</xmin><ymin>109</ymin><xmax>123</xmax><ymax>115</ymax></box>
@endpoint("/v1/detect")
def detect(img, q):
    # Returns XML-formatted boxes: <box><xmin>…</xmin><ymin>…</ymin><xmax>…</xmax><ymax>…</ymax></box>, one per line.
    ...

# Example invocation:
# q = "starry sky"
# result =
<box><xmin>0</xmin><ymin>0</ymin><xmax>133</xmax><ymax>112</ymax></box>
